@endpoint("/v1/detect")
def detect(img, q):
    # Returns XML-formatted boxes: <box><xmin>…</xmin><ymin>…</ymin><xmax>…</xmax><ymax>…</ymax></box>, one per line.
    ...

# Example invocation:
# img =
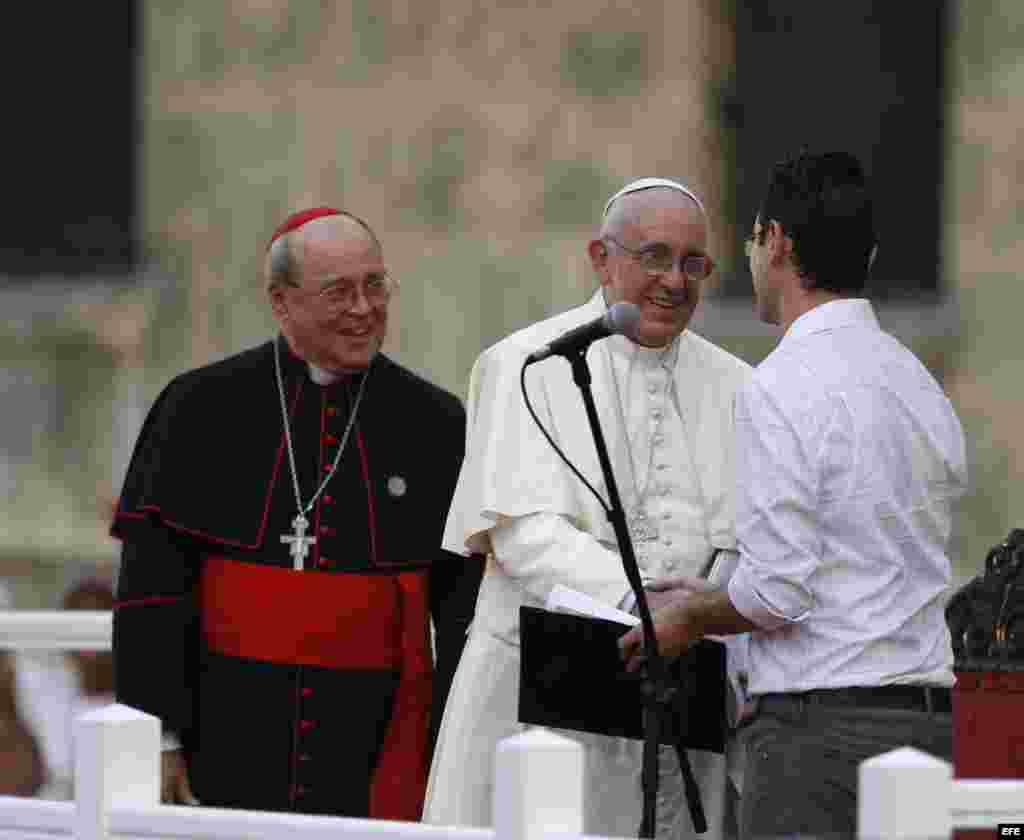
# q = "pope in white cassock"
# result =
<box><xmin>424</xmin><ymin>179</ymin><xmax>752</xmax><ymax>839</ymax></box>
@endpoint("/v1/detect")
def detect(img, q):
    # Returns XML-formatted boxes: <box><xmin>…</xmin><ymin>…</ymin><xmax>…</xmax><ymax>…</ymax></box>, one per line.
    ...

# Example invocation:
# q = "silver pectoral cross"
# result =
<box><xmin>281</xmin><ymin>514</ymin><xmax>317</xmax><ymax>571</ymax></box>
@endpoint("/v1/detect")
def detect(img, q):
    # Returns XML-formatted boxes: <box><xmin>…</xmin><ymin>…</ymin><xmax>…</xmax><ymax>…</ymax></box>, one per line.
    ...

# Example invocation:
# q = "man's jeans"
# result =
<box><xmin>738</xmin><ymin>693</ymin><xmax>952</xmax><ymax>840</ymax></box>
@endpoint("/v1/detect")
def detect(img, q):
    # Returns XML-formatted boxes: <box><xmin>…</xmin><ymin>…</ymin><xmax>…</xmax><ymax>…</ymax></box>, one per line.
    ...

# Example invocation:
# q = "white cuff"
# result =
<box><xmin>707</xmin><ymin>549</ymin><xmax>740</xmax><ymax>587</ymax></box>
<box><xmin>619</xmin><ymin>590</ymin><xmax>637</xmax><ymax>615</ymax></box>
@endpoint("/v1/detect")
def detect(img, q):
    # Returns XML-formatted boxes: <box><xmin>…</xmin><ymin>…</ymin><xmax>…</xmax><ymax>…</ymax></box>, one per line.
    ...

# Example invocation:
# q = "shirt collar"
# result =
<box><xmin>309</xmin><ymin>364</ymin><xmax>342</xmax><ymax>385</ymax></box>
<box><xmin>275</xmin><ymin>334</ymin><xmax>368</xmax><ymax>387</ymax></box>
<box><xmin>782</xmin><ymin>298</ymin><xmax>880</xmax><ymax>345</ymax></box>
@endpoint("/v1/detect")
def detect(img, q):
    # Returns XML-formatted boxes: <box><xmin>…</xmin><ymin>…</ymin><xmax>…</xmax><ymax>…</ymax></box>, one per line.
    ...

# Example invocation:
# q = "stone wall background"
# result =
<box><xmin>1</xmin><ymin>1</ymin><xmax>1021</xmax><ymax>605</ymax></box>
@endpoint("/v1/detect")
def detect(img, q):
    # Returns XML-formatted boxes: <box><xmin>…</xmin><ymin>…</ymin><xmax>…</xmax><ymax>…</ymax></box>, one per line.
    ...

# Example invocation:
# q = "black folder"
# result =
<box><xmin>518</xmin><ymin>605</ymin><xmax>727</xmax><ymax>753</ymax></box>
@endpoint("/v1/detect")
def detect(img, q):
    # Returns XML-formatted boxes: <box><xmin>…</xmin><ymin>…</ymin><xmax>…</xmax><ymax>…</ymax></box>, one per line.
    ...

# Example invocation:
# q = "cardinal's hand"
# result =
<box><xmin>161</xmin><ymin>750</ymin><xmax>199</xmax><ymax>805</ymax></box>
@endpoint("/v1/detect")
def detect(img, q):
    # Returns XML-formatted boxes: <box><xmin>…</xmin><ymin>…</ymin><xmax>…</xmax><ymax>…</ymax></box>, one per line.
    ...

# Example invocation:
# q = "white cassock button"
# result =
<box><xmin>387</xmin><ymin>475</ymin><xmax>407</xmax><ymax>497</ymax></box>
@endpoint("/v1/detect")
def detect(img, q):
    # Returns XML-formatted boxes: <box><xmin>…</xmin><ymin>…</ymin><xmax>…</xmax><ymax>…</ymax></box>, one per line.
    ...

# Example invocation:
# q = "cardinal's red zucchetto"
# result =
<box><xmin>266</xmin><ymin>206</ymin><xmax>341</xmax><ymax>251</ymax></box>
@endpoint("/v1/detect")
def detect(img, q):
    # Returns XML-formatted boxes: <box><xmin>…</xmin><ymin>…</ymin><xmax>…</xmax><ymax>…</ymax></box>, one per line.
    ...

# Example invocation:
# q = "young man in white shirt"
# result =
<box><xmin>621</xmin><ymin>151</ymin><xmax>967</xmax><ymax>840</ymax></box>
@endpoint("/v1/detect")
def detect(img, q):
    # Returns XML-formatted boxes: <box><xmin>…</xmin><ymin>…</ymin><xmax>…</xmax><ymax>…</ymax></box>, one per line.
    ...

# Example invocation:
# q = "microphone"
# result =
<box><xmin>526</xmin><ymin>302</ymin><xmax>640</xmax><ymax>364</ymax></box>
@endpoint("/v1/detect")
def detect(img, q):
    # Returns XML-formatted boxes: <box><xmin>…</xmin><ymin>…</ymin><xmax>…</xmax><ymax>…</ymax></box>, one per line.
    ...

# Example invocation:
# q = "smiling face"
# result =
<box><xmin>589</xmin><ymin>188</ymin><xmax>709</xmax><ymax>347</ymax></box>
<box><xmin>268</xmin><ymin>216</ymin><xmax>390</xmax><ymax>372</ymax></box>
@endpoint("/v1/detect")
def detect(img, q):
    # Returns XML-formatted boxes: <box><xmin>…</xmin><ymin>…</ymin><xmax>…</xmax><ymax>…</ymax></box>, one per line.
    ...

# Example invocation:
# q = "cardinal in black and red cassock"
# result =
<box><xmin>111</xmin><ymin>207</ymin><xmax>482</xmax><ymax>820</ymax></box>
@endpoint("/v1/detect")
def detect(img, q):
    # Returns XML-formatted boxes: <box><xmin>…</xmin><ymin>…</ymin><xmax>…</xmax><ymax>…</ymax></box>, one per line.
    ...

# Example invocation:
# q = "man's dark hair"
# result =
<box><xmin>757</xmin><ymin>150</ymin><xmax>876</xmax><ymax>294</ymax></box>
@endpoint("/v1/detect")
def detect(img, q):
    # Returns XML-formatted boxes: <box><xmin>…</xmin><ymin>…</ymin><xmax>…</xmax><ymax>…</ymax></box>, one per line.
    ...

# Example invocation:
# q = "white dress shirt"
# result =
<box><xmin>728</xmin><ymin>299</ymin><xmax>968</xmax><ymax>695</ymax></box>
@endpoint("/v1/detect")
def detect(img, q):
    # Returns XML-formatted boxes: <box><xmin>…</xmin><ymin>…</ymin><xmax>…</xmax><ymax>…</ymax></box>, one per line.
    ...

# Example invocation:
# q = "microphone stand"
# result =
<box><xmin>564</xmin><ymin>348</ymin><xmax>706</xmax><ymax>838</ymax></box>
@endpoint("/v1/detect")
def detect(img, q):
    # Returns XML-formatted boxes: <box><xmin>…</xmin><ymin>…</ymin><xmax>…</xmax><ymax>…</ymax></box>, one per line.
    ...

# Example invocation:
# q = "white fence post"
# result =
<box><xmin>858</xmin><ymin>746</ymin><xmax>952</xmax><ymax>840</ymax></box>
<box><xmin>494</xmin><ymin>728</ymin><xmax>583</xmax><ymax>840</ymax></box>
<box><xmin>74</xmin><ymin>703</ymin><xmax>160</xmax><ymax>840</ymax></box>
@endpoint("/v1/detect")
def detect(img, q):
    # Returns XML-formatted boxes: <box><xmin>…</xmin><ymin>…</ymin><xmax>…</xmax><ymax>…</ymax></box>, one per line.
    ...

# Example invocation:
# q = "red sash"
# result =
<box><xmin>200</xmin><ymin>556</ymin><xmax>402</xmax><ymax>670</ymax></box>
<box><xmin>199</xmin><ymin>556</ymin><xmax>431</xmax><ymax>820</ymax></box>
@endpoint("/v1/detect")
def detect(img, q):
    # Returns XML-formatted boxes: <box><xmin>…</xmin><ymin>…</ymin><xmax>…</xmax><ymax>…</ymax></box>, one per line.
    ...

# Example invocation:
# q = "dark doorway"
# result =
<box><xmin>721</xmin><ymin>1</ymin><xmax>949</xmax><ymax>301</ymax></box>
<box><xmin>0</xmin><ymin>2</ymin><xmax>138</xmax><ymax>277</ymax></box>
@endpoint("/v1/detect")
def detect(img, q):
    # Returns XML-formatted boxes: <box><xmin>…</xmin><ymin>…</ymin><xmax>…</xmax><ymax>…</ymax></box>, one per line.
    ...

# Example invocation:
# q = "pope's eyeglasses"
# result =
<box><xmin>603</xmin><ymin>236</ymin><xmax>712</xmax><ymax>278</ymax></box>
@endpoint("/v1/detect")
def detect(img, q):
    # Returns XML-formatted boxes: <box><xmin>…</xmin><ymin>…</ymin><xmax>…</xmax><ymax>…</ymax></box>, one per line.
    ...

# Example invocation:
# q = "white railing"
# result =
<box><xmin>0</xmin><ymin>704</ymin><xmax>589</xmax><ymax>840</ymax></box>
<box><xmin>3</xmin><ymin>611</ymin><xmax>1023</xmax><ymax>839</ymax></box>
<box><xmin>0</xmin><ymin>610</ymin><xmax>112</xmax><ymax>652</ymax></box>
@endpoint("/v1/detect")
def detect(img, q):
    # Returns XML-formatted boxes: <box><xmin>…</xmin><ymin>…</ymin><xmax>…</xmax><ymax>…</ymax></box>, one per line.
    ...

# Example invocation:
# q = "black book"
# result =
<box><xmin>518</xmin><ymin>605</ymin><xmax>727</xmax><ymax>753</ymax></box>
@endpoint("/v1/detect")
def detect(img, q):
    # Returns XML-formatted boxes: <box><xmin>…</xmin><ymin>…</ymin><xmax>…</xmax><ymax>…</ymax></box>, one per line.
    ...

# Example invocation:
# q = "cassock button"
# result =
<box><xmin>299</xmin><ymin>719</ymin><xmax>314</xmax><ymax>731</ymax></box>
<box><xmin>387</xmin><ymin>475</ymin><xmax>407</xmax><ymax>497</ymax></box>
<box><xmin>323</xmin><ymin>495</ymin><xmax>334</xmax><ymax>505</ymax></box>
<box><xmin>320</xmin><ymin>525</ymin><xmax>335</xmax><ymax>537</ymax></box>
<box><xmin>323</xmin><ymin>432</ymin><xmax>338</xmax><ymax>445</ymax></box>
<box><xmin>318</xmin><ymin>556</ymin><xmax>330</xmax><ymax>568</ymax></box>
<box><xmin>326</xmin><ymin>405</ymin><xmax>337</xmax><ymax>416</ymax></box>
<box><xmin>301</xmin><ymin>687</ymin><xmax>313</xmax><ymax>697</ymax></box>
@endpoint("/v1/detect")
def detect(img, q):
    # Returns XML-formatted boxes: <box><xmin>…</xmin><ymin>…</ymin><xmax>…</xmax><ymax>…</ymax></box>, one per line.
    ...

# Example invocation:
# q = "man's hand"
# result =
<box><xmin>619</xmin><ymin>599</ymin><xmax>702</xmax><ymax>672</ymax></box>
<box><xmin>624</xmin><ymin>575</ymin><xmax>718</xmax><ymax>661</ymax></box>
<box><xmin>161</xmin><ymin>750</ymin><xmax>199</xmax><ymax>805</ymax></box>
<box><xmin>620</xmin><ymin>585</ymin><xmax>758</xmax><ymax>672</ymax></box>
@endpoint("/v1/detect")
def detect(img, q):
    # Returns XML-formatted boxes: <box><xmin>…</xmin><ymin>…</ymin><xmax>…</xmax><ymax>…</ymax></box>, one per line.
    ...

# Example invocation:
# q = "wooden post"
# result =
<box><xmin>74</xmin><ymin>704</ymin><xmax>160</xmax><ymax>840</ymax></box>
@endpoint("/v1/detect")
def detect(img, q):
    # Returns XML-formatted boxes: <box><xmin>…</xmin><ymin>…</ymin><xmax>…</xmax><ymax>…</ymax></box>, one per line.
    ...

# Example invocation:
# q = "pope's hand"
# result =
<box><xmin>618</xmin><ymin>599</ymin><xmax>701</xmax><ymax>672</ymax></box>
<box><xmin>646</xmin><ymin>574</ymin><xmax>717</xmax><ymax>595</ymax></box>
<box><xmin>641</xmin><ymin>587</ymin><xmax>681</xmax><ymax>612</ymax></box>
<box><xmin>639</xmin><ymin>573</ymin><xmax>716</xmax><ymax>613</ymax></box>
<box><xmin>161</xmin><ymin>750</ymin><xmax>200</xmax><ymax>805</ymax></box>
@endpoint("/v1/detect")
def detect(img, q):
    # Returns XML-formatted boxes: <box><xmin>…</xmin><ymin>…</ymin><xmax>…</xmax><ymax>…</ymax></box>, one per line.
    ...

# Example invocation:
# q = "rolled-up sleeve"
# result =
<box><xmin>728</xmin><ymin>373</ymin><xmax>826</xmax><ymax>631</ymax></box>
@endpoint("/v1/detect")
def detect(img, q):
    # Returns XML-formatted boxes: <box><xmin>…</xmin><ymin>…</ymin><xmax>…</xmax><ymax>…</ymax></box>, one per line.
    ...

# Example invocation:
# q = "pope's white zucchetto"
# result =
<box><xmin>603</xmin><ymin>177</ymin><xmax>705</xmax><ymax>218</ymax></box>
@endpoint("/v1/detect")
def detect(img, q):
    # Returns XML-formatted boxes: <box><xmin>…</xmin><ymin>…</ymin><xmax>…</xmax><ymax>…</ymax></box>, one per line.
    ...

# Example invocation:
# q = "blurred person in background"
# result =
<box><xmin>15</xmin><ymin>575</ymin><xmax>116</xmax><ymax>799</ymax></box>
<box><xmin>111</xmin><ymin>207</ymin><xmax>480</xmax><ymax>820</ymax></box>
<box><xmin>62</xmin><ymin>578</ymin><xmax>116</xmax><ymax>706</ymax></box>
<box><xmin>620</xmin><ymin>151</ymin><xmax>967</xmax><ymax>840</ymax></box>
<box><xmin>425</xmin><ymin>179</ymin><xmax>752</xmax><ymax>839</ymax></box>
<box><xmin>0</xmin><ymin>583</ymin><xmax>44</xmax><ymax>797</ymax></box>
